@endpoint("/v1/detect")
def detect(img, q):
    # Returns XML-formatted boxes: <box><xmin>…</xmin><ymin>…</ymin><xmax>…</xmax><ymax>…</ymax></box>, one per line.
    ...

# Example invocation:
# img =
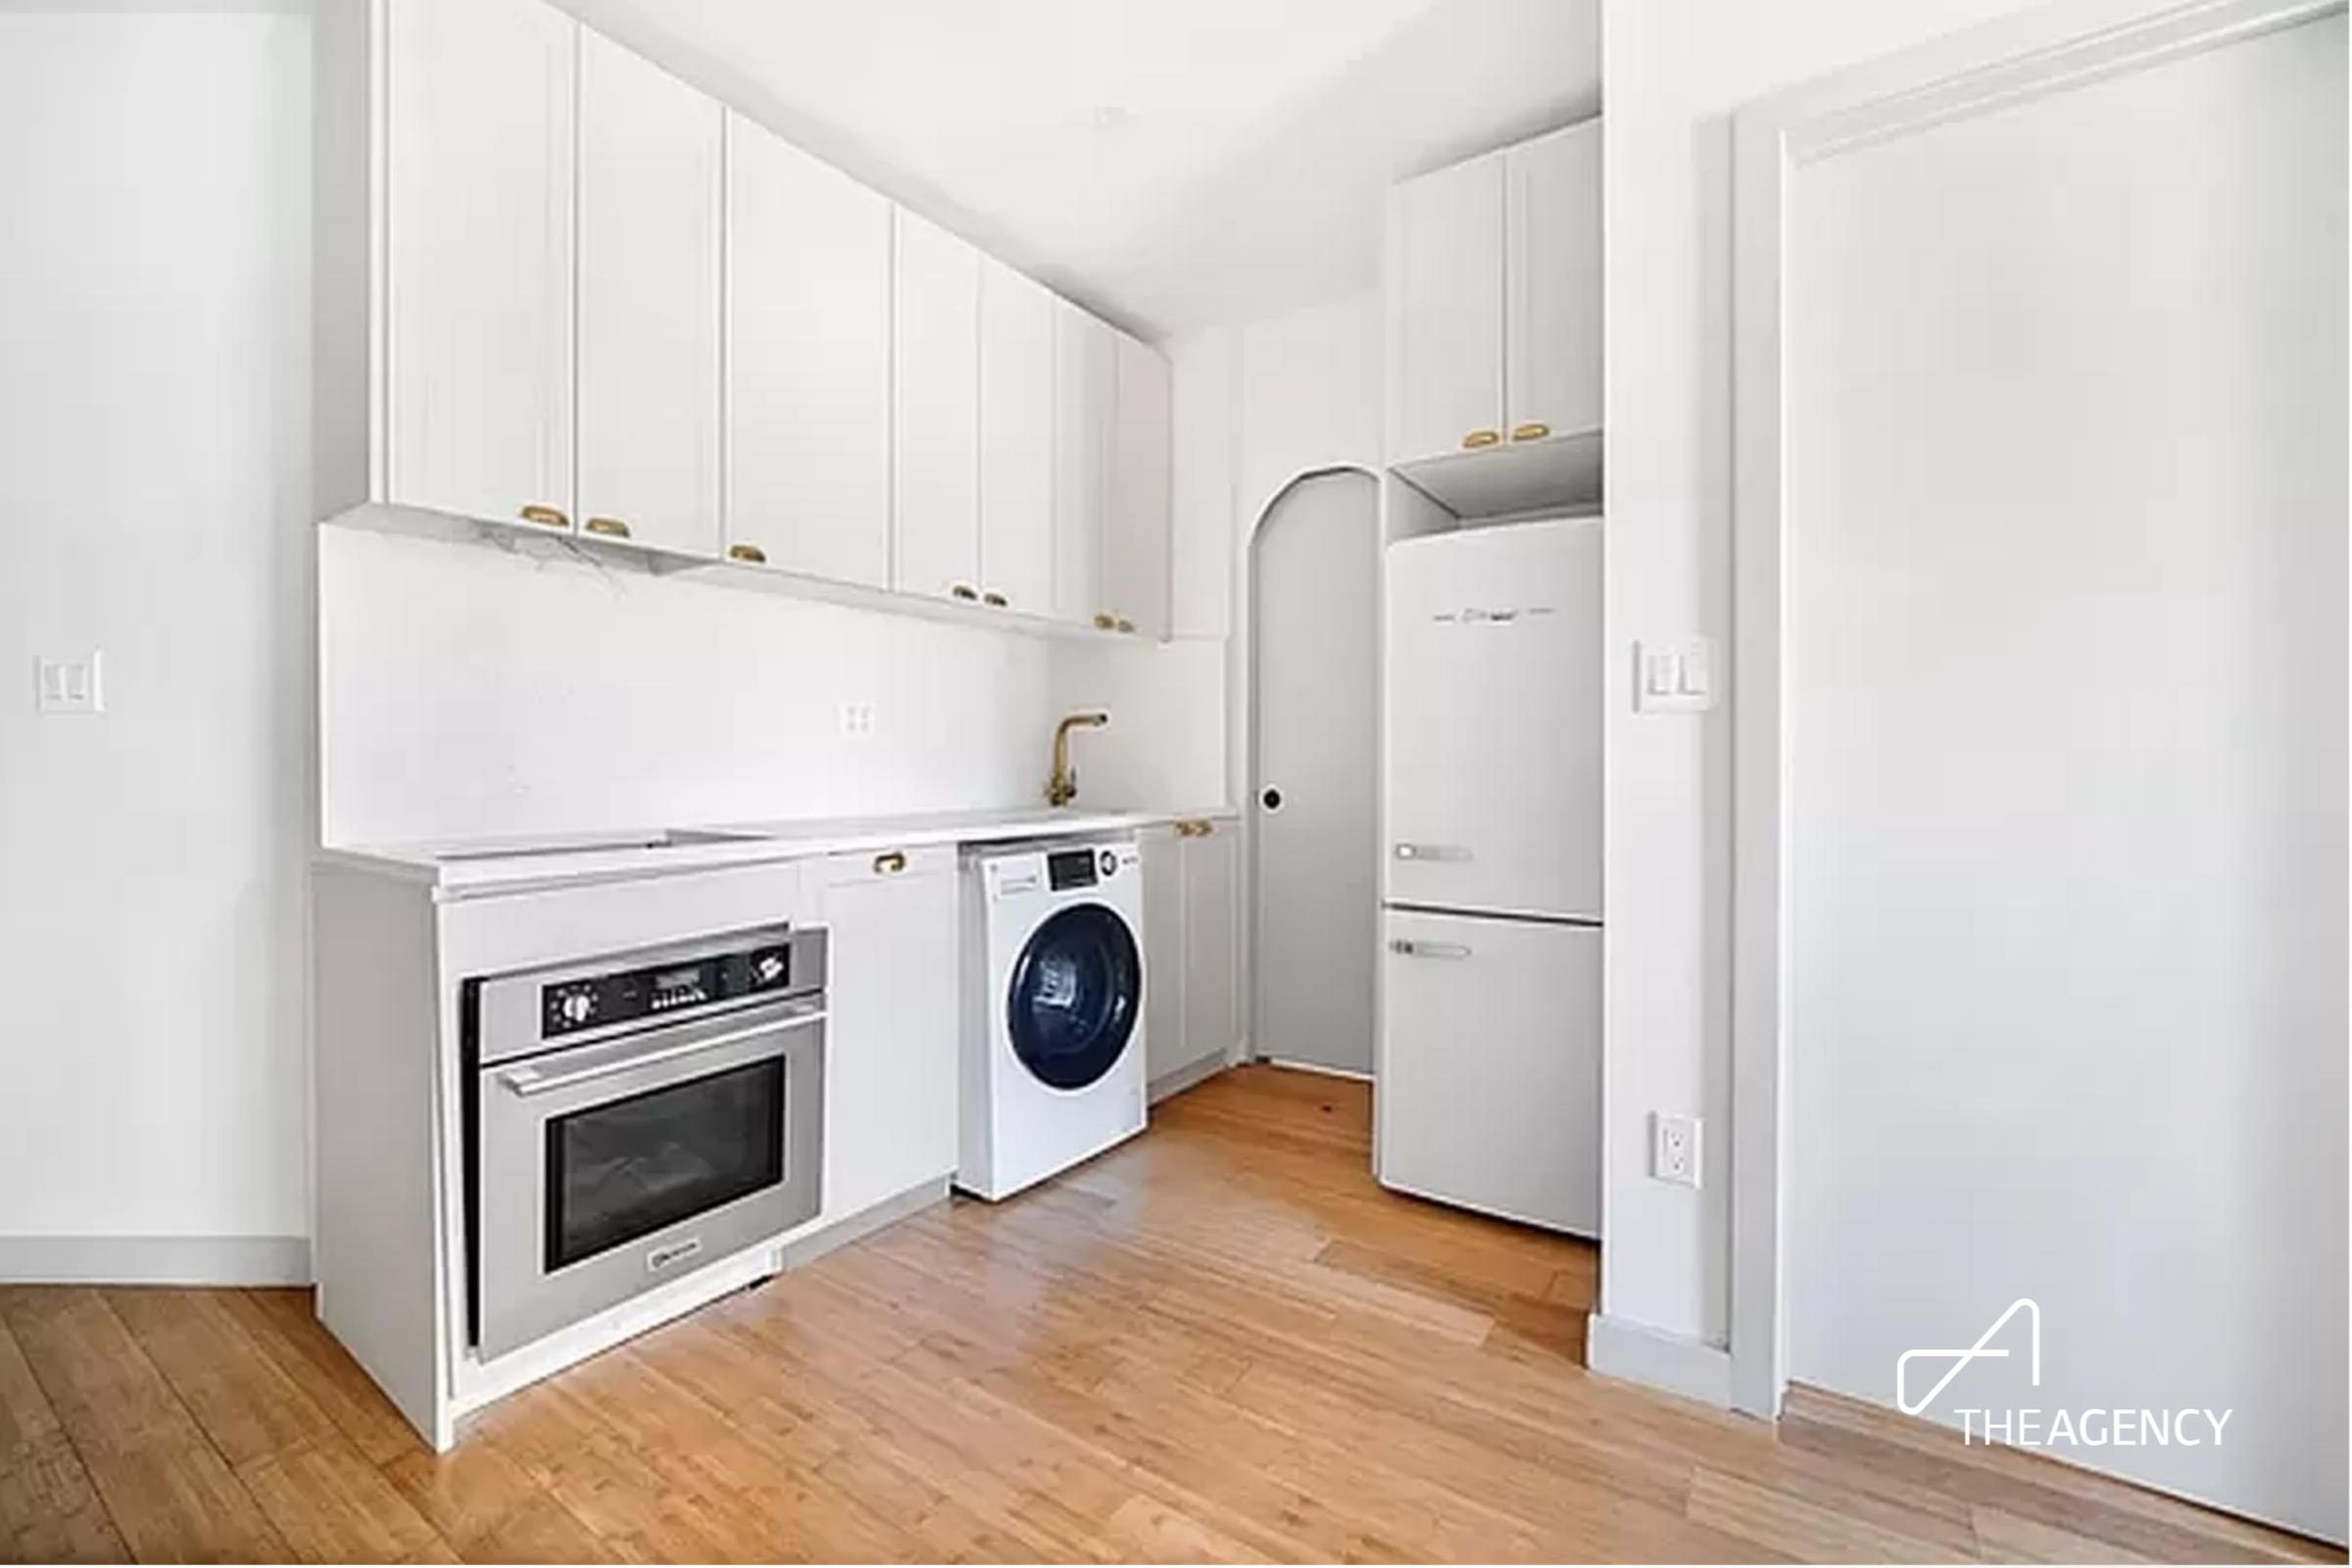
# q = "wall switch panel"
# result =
<box><xmin>1634</xmin><ymin>638</ymin><xmax>1715</xmax><ymax>713</ymax></box>
<box><xmin>1651</xmin><ymin>1111</ymin><xmax>1702</xmax><ymax>1187</ymax></box>
<box><xmin>34</xmin><ymin>652</ymin><xmax>103</xmax><ymax>714</ymax></box>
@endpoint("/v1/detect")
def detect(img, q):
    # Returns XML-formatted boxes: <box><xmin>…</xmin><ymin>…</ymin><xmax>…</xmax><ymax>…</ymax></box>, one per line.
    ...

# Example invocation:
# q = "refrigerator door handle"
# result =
<box><xmin>1390</xmin><ymin>938</ymin><xmax>1472</xmax><ymax>959</ymax></box>
<box><xmin>1393</xmin><ymin>842</ymin><xmax>1472</xmax><ymax>861</ymax></box>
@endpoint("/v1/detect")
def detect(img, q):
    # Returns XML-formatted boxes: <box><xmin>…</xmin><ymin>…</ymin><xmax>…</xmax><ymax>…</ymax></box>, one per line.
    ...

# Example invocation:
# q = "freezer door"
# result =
<box><xmin>1385</xmin><ymin>515</ymin><xmax>1601</xmax><ymax>919</ymax></box>
<box><xmin>1375</xmin><ymin>909</ymin><xmax>1599</xmax><ymax>1236</ymax></box>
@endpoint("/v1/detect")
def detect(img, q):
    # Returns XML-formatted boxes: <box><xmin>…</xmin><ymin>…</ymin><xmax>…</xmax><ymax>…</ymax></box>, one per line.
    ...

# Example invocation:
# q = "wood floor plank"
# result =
<box><xmin>105</xmin><ymin>1289</ymin><xmax>342</xmax><ymax>1468</ymax></box>
<box><xmin>0</xmin><ymin>1067</ymin><xmax>2332</xmax><ymax>1564</ymax></box>
<box><xmin>3</xmin><ymin>1287</ymin><xmax>289</xmax><ymax>1561</ymax></box>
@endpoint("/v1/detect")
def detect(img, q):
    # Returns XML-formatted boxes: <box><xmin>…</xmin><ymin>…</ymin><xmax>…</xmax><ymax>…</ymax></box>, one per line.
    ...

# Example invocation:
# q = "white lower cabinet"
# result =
<box><xmin>1142</xmin><ymin>818</ymin><xmax>1243</xmax><ymax>1092</ymax></box>
<box><xmin>810</xmin><ymin>845</ymin><xmax>959</xmax><ymax>1223</ymax></box>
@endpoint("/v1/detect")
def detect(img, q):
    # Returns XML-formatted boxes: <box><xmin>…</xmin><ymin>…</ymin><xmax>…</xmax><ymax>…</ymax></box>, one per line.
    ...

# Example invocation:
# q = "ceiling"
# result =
<box><xmin>558</xmin><ymin>0</ymin><xmax>1600</xmax><ymax>339</ymax></box>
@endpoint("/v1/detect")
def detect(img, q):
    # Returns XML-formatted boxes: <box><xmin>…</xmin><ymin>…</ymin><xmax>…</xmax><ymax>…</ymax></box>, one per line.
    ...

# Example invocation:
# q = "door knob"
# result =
<box><xmin>1260</xmin><ymin>788</ymin><xmax>1283</xmax><ymax>810</ymax></box>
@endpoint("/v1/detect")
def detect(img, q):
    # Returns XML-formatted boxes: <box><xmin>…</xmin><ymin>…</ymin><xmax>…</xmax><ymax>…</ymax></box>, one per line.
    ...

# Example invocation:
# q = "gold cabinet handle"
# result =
<box><xmin>1093</xmin><ymin>612</ymin><xmax>1117</xmax><ymax>631</ymax></box>
<box><xmin>982</xmin><ymin>591</ymin><xmax>1008</xmax><ymax>609</ymax></box>
<box><xmin>584</xmin><ymin>516</ymin><xmax>631</xmax><ymax>539</ymax></box>
<box><xmin>950</xmin><ymin>583</ymin><xmax>979</xmax><ymax>602</ymax></box>
<box><xmin>873</xmin><ymin>850</ymin><xmax>906</xmax><ymax>875</ymax></box>
<box><xmin>1115</xmin><ymin>617</ymin><xmax>1136</xmax><ymax>634</ymax></box>
<box><xmin>1461</xmin><ymin>429</ymin><xmax>1501</xmax><ymax>450</ymax></box>
<box><xmin>517</xmin><ymin>504</ymin><xmax>569</xmax><ymax>529</ymax></box>
<box><xmin>727</xmin><ymin>543</ymin><xmax>767</xmax><ymax>564</ymax></box>
<box><xmin>1510</xmin><ymin>421</ymin><xmax>1550</xmax><ymax>442</ymax></box>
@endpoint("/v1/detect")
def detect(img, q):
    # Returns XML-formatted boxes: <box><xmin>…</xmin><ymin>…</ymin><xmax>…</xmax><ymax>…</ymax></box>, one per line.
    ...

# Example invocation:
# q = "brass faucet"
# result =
<box><xmin>1046</xmin><ymin>711</ymin><xmax>1109</xmax><ymax>808</ymax></box>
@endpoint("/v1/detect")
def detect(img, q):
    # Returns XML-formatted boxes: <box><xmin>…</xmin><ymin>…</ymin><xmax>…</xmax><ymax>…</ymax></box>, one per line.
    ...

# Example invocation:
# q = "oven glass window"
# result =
<box><xmin>544</xmin><ymin>1056</ymin><xmax>785</xmax><ymax>1272</ymax></box>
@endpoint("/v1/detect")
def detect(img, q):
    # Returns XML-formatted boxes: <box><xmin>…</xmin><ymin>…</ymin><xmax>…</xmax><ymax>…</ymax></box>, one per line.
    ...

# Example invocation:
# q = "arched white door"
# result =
<box><xmin>1250</xmin><ymin>469</ymin><xmax>1378</xmax><ymax>1075</ymax></box>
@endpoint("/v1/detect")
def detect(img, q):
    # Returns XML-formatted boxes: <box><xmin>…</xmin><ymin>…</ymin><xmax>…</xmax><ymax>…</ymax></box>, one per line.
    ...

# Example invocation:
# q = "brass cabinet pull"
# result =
<box><xmin>1177</xmin><ymin>818</ymin><xmax>1213</xmax><ymax>838</ymax></box>
<box><xmin>1115</xmin><ymin>617</ymin><xmax>1136</xmax><ymax>634</ymax></box>
<box><xmin>1461</xmin><ymin>428</ymin><xmax>1502</xmax><ymax>449</ymax></box>
<box><xmin>950</xmin><ymin>583</ymin><xmax>979</xmax><ymax>602</ymax></box>
<box><xmin>517</xmin><ymin>504</ymin><xmax>569</xmax><ymax>529</ymax></box>
<box><xmin>1510</xmin><ymin>421</ymin><xmax>1551</xmax><ymax>442</ymax></box>
<box><xmin>1093</xmin><ymin>612</ymin><xmax>1116</xmax><ymax>630</ymax></box>
<box><xmin>584</xmin><ymin>516</ymin><xmax>631</xmax><ymax>538</ymax></box>
<box><xmin>727</xmin><ymin>543</ymin><xmax>767</xmax><ymax>564</ymax></box>
<box><xmin>982</xmin><ymin>591</ymin><xmax>1008</xmax><ymax>609</ymax></box>
<box><xmin>873</xmin><ymin>850</ymin><xmax>906</xmax><ymax>875</ymax></box>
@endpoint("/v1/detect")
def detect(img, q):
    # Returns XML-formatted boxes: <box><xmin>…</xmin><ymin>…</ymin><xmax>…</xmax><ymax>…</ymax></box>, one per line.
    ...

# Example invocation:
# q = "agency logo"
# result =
<box><xmin>1898</xmin><ymin>1298</ymin><xmax>2232</xmax><ymax>1449</ymax></box>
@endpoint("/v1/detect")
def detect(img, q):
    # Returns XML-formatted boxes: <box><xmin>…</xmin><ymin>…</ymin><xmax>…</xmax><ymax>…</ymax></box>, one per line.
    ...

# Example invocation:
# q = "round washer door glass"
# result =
<box><xmin>1006</xmin><ymin>904</ymin><xmax>1141</xmax><ymax>1091</ymax></box>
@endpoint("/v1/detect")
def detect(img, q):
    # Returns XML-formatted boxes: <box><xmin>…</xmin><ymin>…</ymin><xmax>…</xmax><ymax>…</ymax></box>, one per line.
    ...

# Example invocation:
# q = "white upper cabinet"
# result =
<box><xmin>576</xmin><ymin>28</ymin><xmax>722</xmax><ymax>555</ymax></box>
<box><xmin>724</xmin><ymin>113</ymin><xmax>893</xmax><ymax>586</ymax></box>
<box><xmin>1505</xmin><ymin>120</ymin><xmax>1602</xmax><ymax>445</ymax></box>
<box><xmin>1385</xmin><ymin>148</ymin><xmax>1506</xmax><ymax>466</ymax></box>
<box><xmin>1106</xmin><ymin>333</ymin><xmax>1173</xmax><ymax>640</ymax></box>
<box><xmin>976</xmin><ymin>255</ymin><xmax>1056</xmax><ymax>617</ymax></box>
<box><xmin>891</xmin><ymin>209</ymin><xmax>981</xmax><ymax>604</ymax></box>
<box><xmin>1053</xmin><ymin>301</ymin><xmax>1115</xmax><ymax>627</ymax></box>
<box><xmin>380</xmin><ymin>0</ymin><xmax>577</xmax><ymax>531</ymax></box>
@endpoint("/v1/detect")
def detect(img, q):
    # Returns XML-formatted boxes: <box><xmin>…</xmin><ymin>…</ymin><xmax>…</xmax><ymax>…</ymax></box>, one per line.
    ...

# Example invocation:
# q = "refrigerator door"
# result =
<box><xmin>1375</xmin><ymin>907</ymin><xmax>1599</xmax><ymax>1236</ymax></box>
<box><xmin>1385</xmin><ymin>515</ymin><xmax>1602</xmax><ymax>920</ymax></box>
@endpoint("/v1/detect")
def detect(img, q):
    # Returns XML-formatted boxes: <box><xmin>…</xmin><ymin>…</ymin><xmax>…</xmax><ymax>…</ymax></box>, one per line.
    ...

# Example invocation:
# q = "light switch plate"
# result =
<box><xmin>34</xmin><ymin>652</ymin><xmax>103</xmax><ymax>714</ymax></box>
<box><xmin>1634</xmin><ymin>638</ymin><xmax>1716</xmax><ymax>714</ymax></box>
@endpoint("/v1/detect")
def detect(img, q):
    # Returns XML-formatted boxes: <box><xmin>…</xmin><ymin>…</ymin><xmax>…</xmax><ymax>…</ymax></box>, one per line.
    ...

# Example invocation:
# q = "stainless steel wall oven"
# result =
<box><xmin>464</xmin><ymin>923</ymin><xmax>825</xmax><ymax>1358</ymax></box>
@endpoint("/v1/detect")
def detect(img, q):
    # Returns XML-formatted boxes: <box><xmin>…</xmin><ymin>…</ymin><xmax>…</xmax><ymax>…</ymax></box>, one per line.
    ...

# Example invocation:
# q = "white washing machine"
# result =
<box><xmin>957</xmin><ymin>837</ymin><xmax>1149</xmax><ymax>1200</ymax></box>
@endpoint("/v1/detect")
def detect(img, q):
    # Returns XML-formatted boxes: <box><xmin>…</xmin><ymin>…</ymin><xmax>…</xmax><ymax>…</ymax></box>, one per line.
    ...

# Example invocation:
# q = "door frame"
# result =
<box><xmin>1244</xmin><ymin>464</ymin><xmax>1382</xmax><ymax>1077</ymax></box>
<box><xmin>1725</xmin><ymin>0</ymin><xmax>2341</xmax><ymax>1418</ymax></box>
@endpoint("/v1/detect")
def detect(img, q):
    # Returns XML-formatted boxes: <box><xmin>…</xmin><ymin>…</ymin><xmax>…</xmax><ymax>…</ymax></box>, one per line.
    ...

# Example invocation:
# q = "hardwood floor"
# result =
<box><xmin>0</xmin><ymin>1066</ymin><xmax>2337</xmax><ymax>1563</ymax></box>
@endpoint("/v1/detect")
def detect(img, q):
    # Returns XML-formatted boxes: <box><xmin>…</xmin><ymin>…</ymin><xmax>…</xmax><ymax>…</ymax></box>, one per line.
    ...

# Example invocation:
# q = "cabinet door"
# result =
<box><xmin>1384</xmin><ymin>150</ymin><xmax>1506</xmax><ymax>466</ymax></box>
<box><xmin>814</xmin><ymin>848</ymin><xmax>960</xmax><ymax>1222</ymax></box>
<box><xmin>1140</xmin><ymin>827</ymin><xmax>1189</xmax><ymax>1087</ymax></box>
<box><xmin>891</xmin><ymin>210</ymin><xmax>981</xmax><ymax>603</ymax></box>
<box><xmin>577</xmin><ymin>28</ymin><xmax>721</xmax><ymax>555</ymax></box>
<box><xmin>724</xmin><ymin>114</ymin><xmax>892</xmax><ymax>585</ymax></box>
<box><xmin>1505</xmin><ymin>120</ymin><xmax>1602</xmax><ymax>445</ymax></box>
<box><xmin>976</xmin><ymin>256</ymin><xmax>1056</xmax><ymax>616</ymax></box>
<box><xmin>385</xmin><ymin>0</ymin><xmax>575</xmax><ymax>528</ymax></box>
<box><xmin>1054</xmin><ymin>301</ymin><xmax>1115</xmax><ymax>627</ymax></box>
<box><xmin>1179</xmin><ymin>822</ymin><xmax>1240</xmax><ymax>1069</ymax></box>
<box><xmin>1105</xmin><ymin>333</ymin><xmax>1172</xmax><ymax>639</ymax></box>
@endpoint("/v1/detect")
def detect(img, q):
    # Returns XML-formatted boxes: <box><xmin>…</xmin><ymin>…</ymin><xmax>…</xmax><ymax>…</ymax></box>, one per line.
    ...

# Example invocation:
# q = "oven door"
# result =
<box><xmin>474</xmin><ymin>995</ymin><xmax>823</xmax><ymax>1359</ymax></box>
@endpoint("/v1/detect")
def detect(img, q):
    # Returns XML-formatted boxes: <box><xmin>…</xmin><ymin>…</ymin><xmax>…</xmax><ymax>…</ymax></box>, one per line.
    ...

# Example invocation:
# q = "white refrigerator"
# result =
<box><xmin>1377</xmin><ymin>515</ymin><xmax>1602</xmax><ymax>1237</ymax></box>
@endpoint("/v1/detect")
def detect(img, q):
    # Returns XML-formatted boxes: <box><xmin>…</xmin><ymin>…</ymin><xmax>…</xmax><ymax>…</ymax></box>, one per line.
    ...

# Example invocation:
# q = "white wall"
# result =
<box><xmin>1597</xmin><ymin>0</ymin><xmax>2039</xmax><ymax>1349</ymax></box>
<box><xmin>0</xmin><ymin>12</ymin><xmax>313</xmax><ymax>1265</ymax></box>
<box><xmin>1782</xmin><ymin>14</ymin><xmax>2345</xmax><ymax>1539</ymax></box>
<box><xmin>322</xmin><ymin>528</ymin><xmax>1069</xmax><ymax>844</ymax></box>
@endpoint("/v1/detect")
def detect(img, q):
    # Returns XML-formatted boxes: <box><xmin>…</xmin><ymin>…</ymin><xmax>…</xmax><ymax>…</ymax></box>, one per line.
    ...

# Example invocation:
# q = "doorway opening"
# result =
<box><xmin>1247</xmin><ymin>467</ymin><xmax>1380</xmax><ymax>1078</ymax></box>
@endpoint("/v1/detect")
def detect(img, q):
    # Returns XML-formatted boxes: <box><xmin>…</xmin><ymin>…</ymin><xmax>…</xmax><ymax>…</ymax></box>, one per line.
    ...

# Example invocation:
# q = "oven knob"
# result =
<box><xmin>561</xmin><ymin>992</ymin><xmax>594</xmax><ymax>1026</ymax></box>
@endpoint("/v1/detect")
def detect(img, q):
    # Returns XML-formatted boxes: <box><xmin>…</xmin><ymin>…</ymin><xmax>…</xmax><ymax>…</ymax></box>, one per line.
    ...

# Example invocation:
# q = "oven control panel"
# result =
<box><xmin>541</xmin><ymin>941</ymin><xmax>795</xmax><ymax>1040</ymax></box>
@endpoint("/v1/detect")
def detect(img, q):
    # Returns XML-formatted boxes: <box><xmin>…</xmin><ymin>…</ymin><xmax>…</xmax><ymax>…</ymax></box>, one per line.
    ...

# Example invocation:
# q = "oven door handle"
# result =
<box><xmin>496</xmin><ymin>1003</ymin><xmax>824</xmax><ymax>1099</ymax></box>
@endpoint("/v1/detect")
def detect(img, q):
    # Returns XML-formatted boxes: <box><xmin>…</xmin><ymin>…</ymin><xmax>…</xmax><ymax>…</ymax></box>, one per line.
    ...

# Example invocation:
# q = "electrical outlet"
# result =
<box><xmin>838</xmin><ymin>702</ymin><xmax>875</xmax><ymax>739</ymax></box>
<box><xmin>1651</xmin><ymin>1112</ymin><xmax>1702</xmax><ymax>1188</ymax></box>
<box><xmin>34</xmin><ymin>652</ymin><xmax>103</xmax><ymax>715</ymax></box>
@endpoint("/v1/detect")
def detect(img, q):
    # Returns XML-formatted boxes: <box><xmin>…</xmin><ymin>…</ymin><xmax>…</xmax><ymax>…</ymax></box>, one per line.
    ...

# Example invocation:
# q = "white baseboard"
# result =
<box><xmin>1586</xmin><ymin>1311</ymin><xmax>1735</xmax><ymax>1407</ymax></box>
<box><xmin>0</xmin><ymin>1234</ymin><xmax>311</xmax><ymax>1286</ymax></box>
<box><xmin>1148</xmin><ymin>1053</ymin><xmax>1230</xmax><ymax>1104</ymax></box>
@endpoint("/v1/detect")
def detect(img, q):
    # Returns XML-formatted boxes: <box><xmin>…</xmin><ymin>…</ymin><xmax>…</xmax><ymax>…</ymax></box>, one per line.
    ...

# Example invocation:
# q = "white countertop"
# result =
<box><xmin>319</xmin><ymin>805</ymin><xmax>1237</xmax><ymax>900</ymax></box>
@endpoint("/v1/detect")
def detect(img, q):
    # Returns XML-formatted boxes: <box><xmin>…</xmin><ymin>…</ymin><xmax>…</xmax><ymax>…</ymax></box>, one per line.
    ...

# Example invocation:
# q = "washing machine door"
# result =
<box><xmin>1005</xmin><ymin>904</ymin><xmax>1141</xmax><ymax>1091</ymax></box>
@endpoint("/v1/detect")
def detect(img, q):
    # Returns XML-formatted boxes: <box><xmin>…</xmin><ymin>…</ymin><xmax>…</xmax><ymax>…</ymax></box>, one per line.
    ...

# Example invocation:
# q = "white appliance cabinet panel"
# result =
<box><xmin>724</xmin><ymin>113</ymin><xmax>893</xmax><ymax>586</ymax></box>
<box><xmin>576</xmin><ymin>26</ymin><xmax>723</xmax><ymax>556</ymax></box>
<box><xmin>1376</xmin><ymin>909</ymin><xmax>1599</xmax><ymax>1236</ymax></box>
